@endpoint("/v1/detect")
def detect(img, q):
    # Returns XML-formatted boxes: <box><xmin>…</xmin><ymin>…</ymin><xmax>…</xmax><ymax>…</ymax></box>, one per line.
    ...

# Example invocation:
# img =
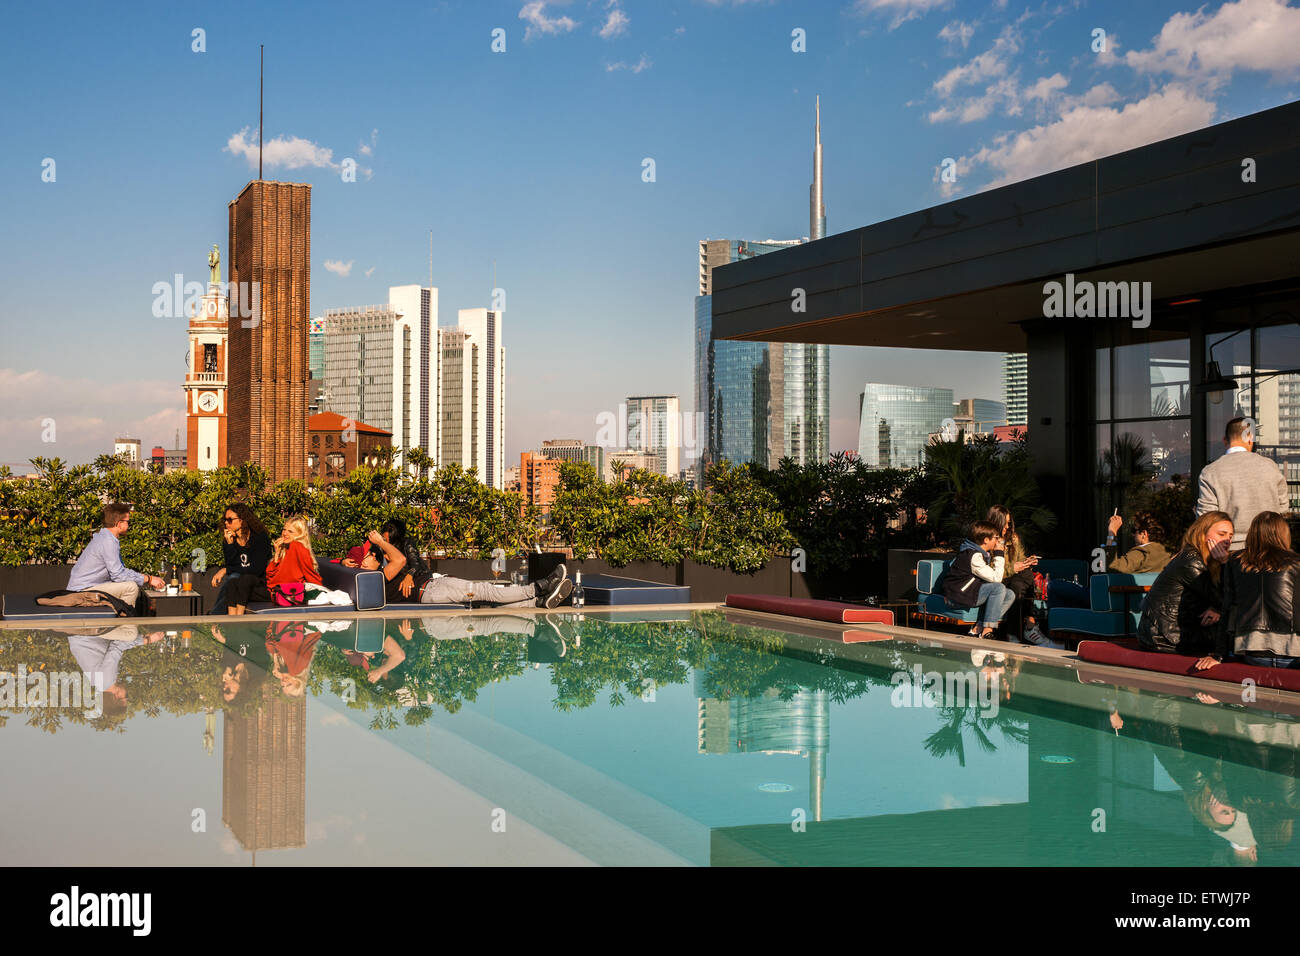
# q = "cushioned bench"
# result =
<box><xmin>246</xmin><ymin>562</ymin><xmax>386</xmax><ymax>614</ymax></box>
<box><xmin>725</xmin><ymin>594</ymin><xmax>894</xmax><ymax>626</ymax></box>
<box><xmin>1077</xmin><ymin>640</ymin><xmax>1300</xmax><ymax>692</ymax></box>
<box><xmin>1048</xmin><ymin>572</ymin><xmax>1159</xmax><ymax>641</ymax></box>
<box><xmin>914</xmin><ymin>558</ymin><xmax>980</xmax><ymax>627</ymax></box>
<box><xmin>1</xmin><ymin>593</ymin><xmax>121</xmax><ymax>621</ymax></box>
<box><xmin>578</xmin><ymin>574</ymin><xmax>689</xmax><ymax>605</ymax></box>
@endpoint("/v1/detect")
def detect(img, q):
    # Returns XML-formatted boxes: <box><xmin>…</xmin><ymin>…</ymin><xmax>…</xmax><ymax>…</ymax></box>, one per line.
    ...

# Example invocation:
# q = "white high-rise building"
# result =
<box><xmin>320</xmin><ymin>285</ymin><xmax>504</xmax><ymax>487</ymax></box>
<box><xmin>389</xmin><ymin>285</ymin><xmax>440</xmax><ymax>470</ymax></box>
<box><xmin>438</xmin><ymin>309</ymin><xmax>506</xmax><ymax>489</ymax></box>
<box><xmin>626</xmin><ymin>395</ymin><xmax>680</xmax><ymax>477</ymax></box>
<box><xmin>1003</xmin><ymin>353</ymin><xmax>1028</xmax><ymax>426</ymax></box>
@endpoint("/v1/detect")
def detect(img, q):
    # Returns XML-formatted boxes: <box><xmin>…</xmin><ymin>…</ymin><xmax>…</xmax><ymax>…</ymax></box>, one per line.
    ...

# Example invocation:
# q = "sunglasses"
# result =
<box><xmin>223</xmin><ymin>516</ymin><xmax>238</xmax><ymax>523</ymax></box>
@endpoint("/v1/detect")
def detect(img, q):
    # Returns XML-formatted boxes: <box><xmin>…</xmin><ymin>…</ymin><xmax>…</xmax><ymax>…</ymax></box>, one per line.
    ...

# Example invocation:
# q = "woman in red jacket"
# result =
<box><xmin>266</xmin><ymin>516</ymin><xmax>323</xmax><ymax>593</ymax></box>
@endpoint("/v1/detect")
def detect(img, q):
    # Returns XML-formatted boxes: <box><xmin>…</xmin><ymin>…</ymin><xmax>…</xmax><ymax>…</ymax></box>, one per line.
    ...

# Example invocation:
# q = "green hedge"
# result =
<box><xmin>0</xmin><ymin>457</ymin><xmax>540</xmax><ymax>572</ymax></box>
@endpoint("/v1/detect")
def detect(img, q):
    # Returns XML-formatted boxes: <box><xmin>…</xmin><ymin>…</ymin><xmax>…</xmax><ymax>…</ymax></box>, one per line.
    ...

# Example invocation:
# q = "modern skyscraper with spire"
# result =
<box><xmin>694</xmin><ymin>99</ymin><xmax>832</xmax><ymax>482</ymax></box>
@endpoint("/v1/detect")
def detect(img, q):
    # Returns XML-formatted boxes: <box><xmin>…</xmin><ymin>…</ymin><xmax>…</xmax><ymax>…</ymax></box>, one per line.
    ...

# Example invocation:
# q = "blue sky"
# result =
<box><xmin>1</xmin><ymin>0</ymin><xmax>1297</xmax><ymax>468</ymax></box>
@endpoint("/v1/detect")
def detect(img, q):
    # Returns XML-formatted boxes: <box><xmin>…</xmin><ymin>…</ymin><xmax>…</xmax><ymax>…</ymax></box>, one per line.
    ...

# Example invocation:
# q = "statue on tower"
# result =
<box><xmin>208</xmin><ymin>244</ymin><xmax>221</xmax><ymax>285</ymax></box>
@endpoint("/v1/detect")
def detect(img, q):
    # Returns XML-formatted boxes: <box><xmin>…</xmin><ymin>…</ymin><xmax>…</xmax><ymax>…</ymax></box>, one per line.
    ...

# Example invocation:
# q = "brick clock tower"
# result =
<box><xmin>185</xmin><ymin>245</ymin><xmax>229</xmax><ymax>471</ymax></box>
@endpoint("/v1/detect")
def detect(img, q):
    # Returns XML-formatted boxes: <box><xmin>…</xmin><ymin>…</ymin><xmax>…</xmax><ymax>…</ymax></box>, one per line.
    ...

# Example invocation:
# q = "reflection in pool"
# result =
<box><xmin>2</xmin><ymin>611</ymin><xmax>1298</xmax><ymax>866</ymax></box>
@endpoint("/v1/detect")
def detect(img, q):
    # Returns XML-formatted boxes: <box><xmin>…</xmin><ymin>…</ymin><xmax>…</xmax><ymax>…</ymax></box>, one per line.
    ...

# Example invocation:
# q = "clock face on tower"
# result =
<box><xmin>197</xmin><ymin>391</ymin><xmax>219</xmax><ymax>413</ymax></box>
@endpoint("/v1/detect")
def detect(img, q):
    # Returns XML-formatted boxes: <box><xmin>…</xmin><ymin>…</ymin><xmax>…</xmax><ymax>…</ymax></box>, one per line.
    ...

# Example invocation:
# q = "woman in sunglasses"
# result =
<box><xmin>211</xmin><ymin>503</ymin><xmax>273</xmax><ymax>615</ymax></box>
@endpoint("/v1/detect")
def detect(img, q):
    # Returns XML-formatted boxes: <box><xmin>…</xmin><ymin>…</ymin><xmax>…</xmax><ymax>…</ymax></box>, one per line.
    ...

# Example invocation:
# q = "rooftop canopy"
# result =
<box><xmin>711</xmin><ymin>100</ymin><xmax>1300</xmax><ymax>354</ymax></box>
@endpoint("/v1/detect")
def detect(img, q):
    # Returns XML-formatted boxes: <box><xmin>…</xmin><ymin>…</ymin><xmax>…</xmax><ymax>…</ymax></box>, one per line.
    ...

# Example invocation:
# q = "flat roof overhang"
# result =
<box><xmin>711</xmin><ymin>100</ymin><xmax>1300</xmax><ymax>353</ymax></box>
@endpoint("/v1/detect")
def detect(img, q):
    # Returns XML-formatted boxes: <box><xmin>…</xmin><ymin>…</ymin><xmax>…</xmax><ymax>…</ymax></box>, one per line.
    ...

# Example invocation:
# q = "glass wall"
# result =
<box><xmin>1092</xmin><ymin>329</ymin><xmax>1190</xmax><ymax>540</ymax></box>
<box><xmin>1205</xmin><ymin>305</ymin><xmax>1300</xmax><ymax>510</ymax></box>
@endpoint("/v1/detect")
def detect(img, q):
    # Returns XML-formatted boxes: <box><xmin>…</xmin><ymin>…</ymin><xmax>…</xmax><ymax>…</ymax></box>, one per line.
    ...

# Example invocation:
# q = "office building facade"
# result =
<box><xmin>626</xmin><ymin>395</ymin><xmax>680</xmax><ymax>477</ymax></box>
<box><xmin>857</xmin><ymin>384</ymin><xmax>955</xmax><ymax>469</ymax></box>
<box><xmin>693</xmin><ymin>103</ymin><xmax>832</xmax><ymax>482</ymax></box>
<box><xmin>321</xmin><ymin>304</ymin><xmax>399</xmax><ymax>433</ymax></box>
<box><xmin>227</xmin><ymin>180</ymin><xmax>312</xmax><ymax>481</ymax></box>
<box><xmin>439</xmin><ymin>309</ymin><xmax>505</xmax><ymax>490</ymax></box>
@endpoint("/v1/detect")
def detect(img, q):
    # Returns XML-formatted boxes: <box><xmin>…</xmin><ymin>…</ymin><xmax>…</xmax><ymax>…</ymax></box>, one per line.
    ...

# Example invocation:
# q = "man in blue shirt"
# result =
<box><xmin>67</xmin><ymin>503</ymin><xmax>164</xmax><ymax>608</ymax></box>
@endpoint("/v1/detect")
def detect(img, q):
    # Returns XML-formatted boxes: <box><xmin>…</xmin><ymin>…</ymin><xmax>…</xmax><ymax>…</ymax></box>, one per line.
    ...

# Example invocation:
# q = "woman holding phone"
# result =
<box><xmin>1139</xmin><ymin>511</ymin><xmax>1233</xmax><ymax>668</ymax></box>
<box><xmin>986</xmin><ymin>505</ymin><xmax>1055</xmax><ymax>646</ymax></box>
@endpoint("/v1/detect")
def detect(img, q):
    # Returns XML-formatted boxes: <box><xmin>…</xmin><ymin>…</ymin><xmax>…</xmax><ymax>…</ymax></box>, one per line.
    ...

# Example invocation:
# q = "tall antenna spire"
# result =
<box><xmin>810</xmin><ymin>96</ymin><xmax>825</xmax><ymax>241</ymax></box>
<box><xmin>429</xmin><ymin>230</ymin><xmax>433</xmax><ymax>289</ymax></box>
<box><xmin>258</xmin><ymin>45</ymin><xmax>264</xmax><ymax>180</ymax></box>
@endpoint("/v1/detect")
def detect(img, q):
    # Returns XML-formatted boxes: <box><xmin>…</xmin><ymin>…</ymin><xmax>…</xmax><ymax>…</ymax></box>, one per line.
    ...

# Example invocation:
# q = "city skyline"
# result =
<box><xmin>3</xmin><ymin>0</ymin><xmax>1297</xmax><ymax>469</ymax></box>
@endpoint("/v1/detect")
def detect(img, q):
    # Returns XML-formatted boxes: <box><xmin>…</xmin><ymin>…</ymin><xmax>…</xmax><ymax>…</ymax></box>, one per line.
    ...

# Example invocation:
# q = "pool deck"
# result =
<box><xmin>5</xmin><ymin>600</ymin><xmax>1298</xmax><ymax>712</ymax></box>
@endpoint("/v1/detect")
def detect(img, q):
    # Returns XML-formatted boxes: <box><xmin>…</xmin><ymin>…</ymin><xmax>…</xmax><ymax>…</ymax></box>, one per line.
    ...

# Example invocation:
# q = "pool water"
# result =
<box><xmin>2</xmin><ymin>610</ymin><xmax>1297</xmax><ymax>866</ymax></box>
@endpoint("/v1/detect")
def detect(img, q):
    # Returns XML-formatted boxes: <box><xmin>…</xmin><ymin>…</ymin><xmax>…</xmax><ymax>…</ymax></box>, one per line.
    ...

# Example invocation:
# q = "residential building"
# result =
<box><xmin>520</xmin><ymin>451</ymin><xmax>561</xmax><ymax>517</ymax></box>
<box><xmin>150</xmin><ymin>446</ymin><xmax>187</xmax><ymax>474</ymax></box>
<box><xmin>1003</xmin><ymin>353</ymin><xmax>1028</xmax><ymax>426</ymax></box>
<box><xmin>113</xmin><ymin>438</ymin><xmax>144</xmax><ymax>469</ymax></box>
<box><xmin>439</xmin><ymin>308</ymin><xmax>505</xmax><ymax>489</ymax></box>
<box><xmin>307</xmin><ymin>412</ymin><xmax>393</xmax><ymax>486</ymax></box>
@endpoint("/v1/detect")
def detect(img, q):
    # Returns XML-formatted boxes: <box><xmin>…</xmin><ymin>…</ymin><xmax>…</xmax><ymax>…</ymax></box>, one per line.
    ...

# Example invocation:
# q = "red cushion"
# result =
<box><xmin>725</xmin><ymin>594</ymin><xmax>894</xmax><ymax>626</ymax></box>
<box><xmin>1077</xmin><ymin>641</ymin><xmax>1300</xmax><ymax>692</ymax></box>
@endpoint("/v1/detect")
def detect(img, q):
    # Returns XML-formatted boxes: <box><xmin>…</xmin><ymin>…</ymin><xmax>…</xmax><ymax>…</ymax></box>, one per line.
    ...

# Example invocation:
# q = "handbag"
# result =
<box><xmin>271</xmin><ymin>582</ymin><xmax>307</xmax><ymax>607</ymax></box>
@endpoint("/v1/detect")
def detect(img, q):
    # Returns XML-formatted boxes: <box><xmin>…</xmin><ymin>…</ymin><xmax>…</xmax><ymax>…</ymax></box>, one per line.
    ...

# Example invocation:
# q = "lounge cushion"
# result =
<box><xmin>917</xmin><ymin>593</ymin><xmax>980</xmax><ymax>622</ymax></box>
<box><xmin>915</xmin><ymin>559</ymin><xmax>951</xmax><ymax>595</ymax></box>
<box><xmin>1077</xmin><ymin>640</ymin><xmax>1300</xmax><ymax>692</ymax></box>
<box><xmin>247</xmin><ymin>562</ymin><xmax>385</xmax><ymax>614</ymax></box>
<box><xmin>1</xmin><ymin>593</ymin><xmax>120</xmax><ymax>621</ymax></box>
<box><xmin>579</xmin><ymin>574</ymin><xmax>689</xmax><ymax>605</ymax></box>
<box><xmin>725</xmin><ymin>594</ymin><xmax>894</xmax><ymax>626</ymax></box>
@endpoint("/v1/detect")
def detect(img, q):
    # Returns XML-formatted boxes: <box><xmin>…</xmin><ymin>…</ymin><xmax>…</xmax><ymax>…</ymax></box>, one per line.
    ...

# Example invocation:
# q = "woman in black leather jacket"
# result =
<box><xmin>1223</xmin><ymin>511</ymin><xmax>1300</xmax><ymax>668</ymax></box>
<box><xmin>1138</xmin><ymin>510</ymin><xmax>1233</xmax><ymax>667</ymax></box>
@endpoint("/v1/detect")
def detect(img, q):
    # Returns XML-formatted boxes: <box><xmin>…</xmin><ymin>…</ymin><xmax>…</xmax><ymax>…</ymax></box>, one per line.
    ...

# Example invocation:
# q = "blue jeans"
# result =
<box><xmin>973</xmin><ymin>582</ymin><xmax>1015</xmax><ymax>629</ymax></box>
<box><xmin>210</xmin><ymin>572</ymin><xmax>240</xmax><ymax>615</ymax></box>
<box><xmin>1244</xmin><ymin>654</ymin><xmax>1299</xmax><ymax>669</ymax></box>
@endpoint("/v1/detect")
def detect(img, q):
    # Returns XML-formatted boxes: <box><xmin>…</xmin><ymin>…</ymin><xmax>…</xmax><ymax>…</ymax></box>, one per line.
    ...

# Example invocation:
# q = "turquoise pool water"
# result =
<box><xmin>2</xmin><ymin>610</ymin><xmax>1297</xmax><ymax>866</ymax></box>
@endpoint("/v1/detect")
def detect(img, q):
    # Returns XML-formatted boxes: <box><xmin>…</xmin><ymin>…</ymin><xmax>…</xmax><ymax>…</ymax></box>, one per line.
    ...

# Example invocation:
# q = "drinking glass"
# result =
<box><xmin>182</xmin><ymin>571</ymin><xmax>193</xmax><ymax>592</ymax></box>
<box><xmin>511</xmin><ymin>570</ymin><xmax>526</xmax><ymax>587</ymax></box>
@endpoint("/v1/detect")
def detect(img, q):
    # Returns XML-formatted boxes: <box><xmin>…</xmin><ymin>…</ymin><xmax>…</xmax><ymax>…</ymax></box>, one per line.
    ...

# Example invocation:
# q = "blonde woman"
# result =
<box><xmin>266</xmin><ymin>516</ymin><xmax>323</xmax><ymax>592</ymax></box>
<box><xmin>1138</xmin><ymin>510</ymin><xmax>1233</xmax><ymax>667</ymax></box>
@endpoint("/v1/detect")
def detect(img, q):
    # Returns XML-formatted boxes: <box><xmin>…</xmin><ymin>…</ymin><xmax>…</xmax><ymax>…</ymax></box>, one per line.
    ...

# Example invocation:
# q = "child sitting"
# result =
<box><xmin>941</xmin><ymin>521</ymin><xmax>1017</xmax><ymax>641</ymax></box>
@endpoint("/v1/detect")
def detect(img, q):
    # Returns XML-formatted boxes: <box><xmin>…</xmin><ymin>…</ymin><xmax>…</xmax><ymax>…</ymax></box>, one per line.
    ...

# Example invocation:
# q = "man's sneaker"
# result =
<box><xmin>1021</xmin><ymin>622</ymin><xmax>1064</xmax><ymax>650</ymax></box>
<box><xmin>538</xmin><ymin>576</ymin><xmax>573</xmax><ymax>609</ymax></box>
<box><xmin>544</xmin><ymin>618</ymin><xmax>568</xmax><ymax>657</ymax></box>
<box><xmin>533</xmin><ymin>563</ymin><xmax>566</xmax><ymax>598</ymax></box>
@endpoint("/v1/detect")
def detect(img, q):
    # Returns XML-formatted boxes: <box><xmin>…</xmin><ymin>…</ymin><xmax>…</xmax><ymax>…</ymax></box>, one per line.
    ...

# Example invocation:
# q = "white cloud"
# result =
<box><xmin>1123</xmin><ymin>0</ymin><xmax>1300</xmax><ymax>89</ymax></box>
<box><xmin>519</xmin><ymin>1</ymin><xmax>578</xmax><ymax>41</ymax></box>
<box><xmin>854</xmin><ymin>0</ymin><xmax>952</xmax><ymax>30</ymax></box>
<box><xmin>0</xmin><ymin>368</ymin><xmax>184</xmax><ymax>465</ymax></box>
<box><xmin>364</xmin><ymin>266</ymin><xmax>376</xmax><ymax>278</ymax></box>
<box><xmin>324</xmin><ymin>259</ymin><xmax>354</xmax><ymax>277</ymax></box>
<box><xmin>933</xmin><ymin>25</ymin><xmax>1019</xmax><ymax>97</ymax></box>
<box><xmin>606</xmin><ymin>54</ymin><xmax>651</xmax><ymax>73</ymax></box>
<box><xmin>674</xmin><ymin>25</ymin><xmax>686</xmax><ymax>34</ymax></box>
<box><xmin>1024</xmin><ymin>73</ymin><xmax>1067</xmax><ymax>101</ymax></box>
<box><xmin>964</xmin><ymin>84</ymin><xmax>1217</xmax><ymax>189</ymax></box>
<box><xmin>937</xmin><ymin>18</ymin><xmax>975</xmax><ymax>51</ymax></box>
<box><xmin>599</xmin><ymin>8</ymin><xmax>629</xmax><ymax>38</ymax></box>
<box><xmin>359</xmin><ymin>128</ymin><xmax>378</xmax><ymax>156</ymax></box>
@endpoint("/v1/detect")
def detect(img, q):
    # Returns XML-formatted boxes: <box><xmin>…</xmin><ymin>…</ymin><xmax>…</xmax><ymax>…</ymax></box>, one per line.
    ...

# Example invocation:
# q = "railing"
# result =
<box><xmin>189</xmin><ymin>372</ymin><xmax>223</xmax><ymax>383</ymax></box>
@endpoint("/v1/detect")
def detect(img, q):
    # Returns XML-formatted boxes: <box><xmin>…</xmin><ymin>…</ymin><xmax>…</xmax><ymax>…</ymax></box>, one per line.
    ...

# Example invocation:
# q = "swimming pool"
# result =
<box><xmin>2</xmin><ymin>609</ymin><xmax>1296</xmax><ymax>866</ymax></box>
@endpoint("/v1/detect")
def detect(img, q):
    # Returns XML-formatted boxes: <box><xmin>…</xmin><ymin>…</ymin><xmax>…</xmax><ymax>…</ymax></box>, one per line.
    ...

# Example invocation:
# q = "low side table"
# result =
<box><xmin>145</xmin><ymin>590</ymin><xmax>204</xmax><ymax>617</ymax></box>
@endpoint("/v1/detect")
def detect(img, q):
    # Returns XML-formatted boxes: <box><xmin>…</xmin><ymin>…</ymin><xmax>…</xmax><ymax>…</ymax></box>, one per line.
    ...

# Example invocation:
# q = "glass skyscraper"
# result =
<box><xmin>696</xmin><ymin>239</ymin><xmax>831</xmax><ymax>479</ymax></box>
<box><xmin>1003</xmin><ymin>353</ymin><xmax>1028</xmax><ymax>426</ymax></box>
<box><xmin>693</xmin><ymin>102</ymin><xmax>832</xmax><ymax>482</ymax></box>
<box><xmin>857</xmin><ymin>383</ymin><xmax>955</xmax><ymax>469</ymax></box>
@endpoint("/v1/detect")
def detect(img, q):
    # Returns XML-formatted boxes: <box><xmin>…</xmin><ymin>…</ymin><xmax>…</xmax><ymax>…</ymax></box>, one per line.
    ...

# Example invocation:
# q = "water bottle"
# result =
<box><xmin>572</xmin><ymin>571</ymin><xmax>584</xmax><ymax>608</ymax></box>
